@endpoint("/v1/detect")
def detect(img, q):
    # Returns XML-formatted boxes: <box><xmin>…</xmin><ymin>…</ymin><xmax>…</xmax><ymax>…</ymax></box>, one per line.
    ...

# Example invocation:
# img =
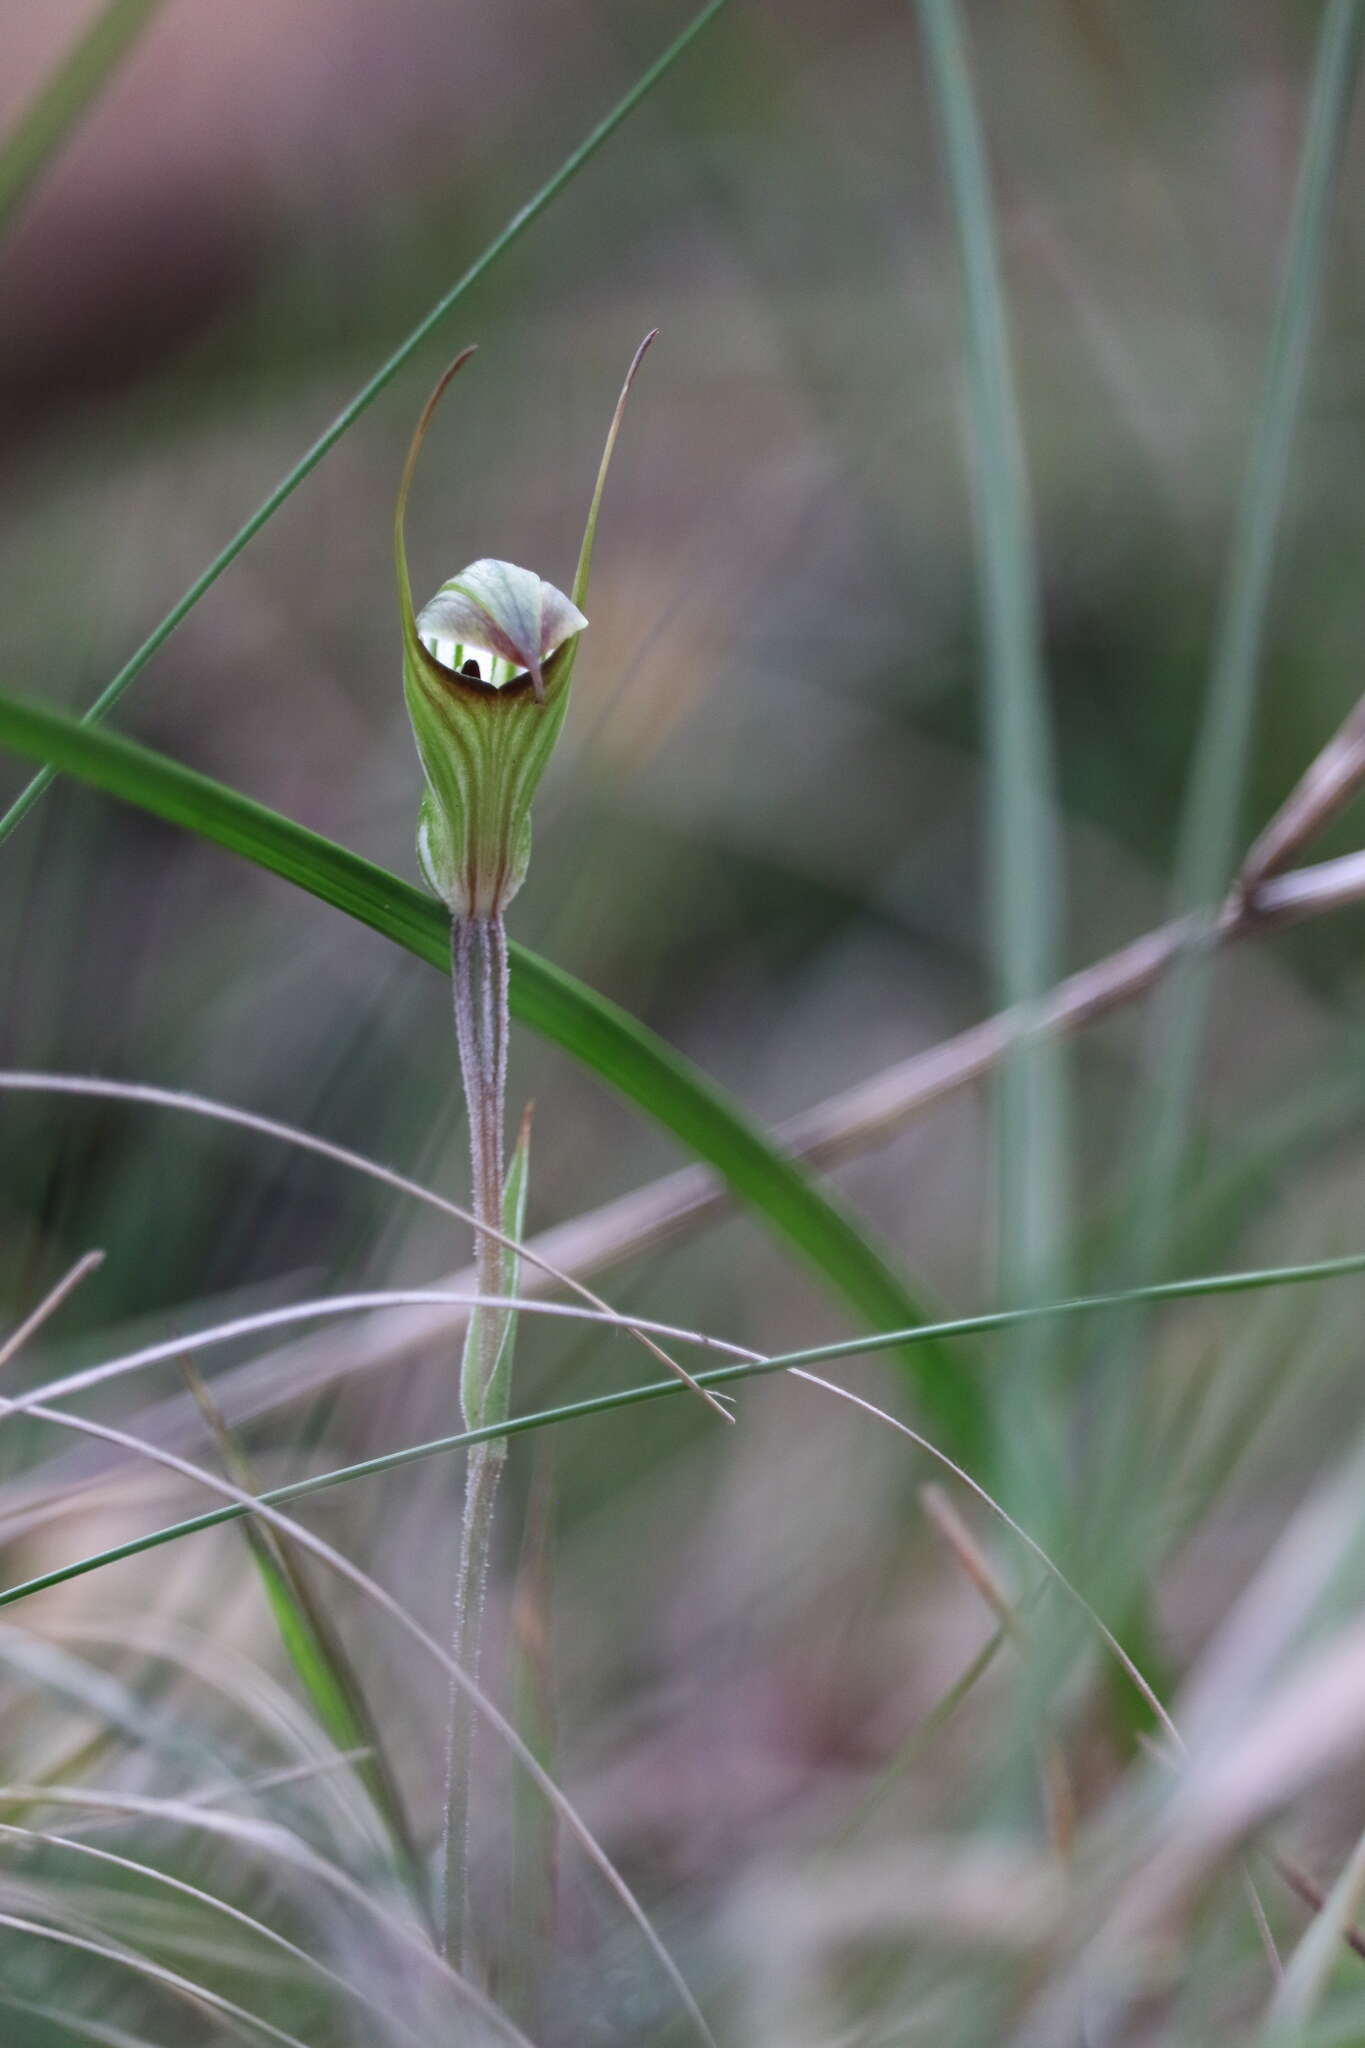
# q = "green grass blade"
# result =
<box><xmin>5</xmin><ymin>1248</ymin><xmax>1365</xmax><ymax>1618</ymax></box>
<box><xmin>916</xmin><ymin>0</ymin><xmax>1068</xmax><ymax>1285</ymax></box>
<box><xmin>0</xmin><ymin>690</ymin><xmax>986</xmax><ymax>1456</ymax></box>
<box><xmin>181</xmin><ymin>1363</ymin><xmax>430</xmax><ymax>1918</ymax></box>
<box><xmin>1084</xmin><ymin>2</ymin><xmax>1363</xmax><ymax>1641</ymax></box>
<box><xmin>1138</xmin><ymin>0</ymin><xmax>1364</xmax><ymax>1261</ymax></box>
<box><xmin>916</xmin><ymin>0</ymin><xmax>1070</xmax><ymax>1525</ymax></box>
<box><xmin>0</xmin><ymin>0</ymin><xmax>734</xmax><ymax>843</ymax></box>
<box><xmin>0</xmin><ymin>0</ymin><xmax>170</xmax><ymax>235</ymax></box>
<box><xmin>1262</xmin><ymin>1826</ymin><xmax>1365</xmax><ymax>2037</ymax></box>
<box><xmin>247</xmin><ymin>1535</ymin><xmax>430</xmax><ymax>1887</ymax></box>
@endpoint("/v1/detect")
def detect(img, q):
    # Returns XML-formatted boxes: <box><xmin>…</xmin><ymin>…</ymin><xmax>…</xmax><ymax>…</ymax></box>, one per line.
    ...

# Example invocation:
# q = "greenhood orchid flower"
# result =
<box><xmin>395</xmin><ymin>337</ymin><xmax>661</xmax><ymax>1963</ymax></box>
<box><xmin>390</xmin><ymin>337</ymin><xmax>734</xmax><ymax>1965</ymax></box>
<box><xmin>395</xmin><ymin>337</ymin><xmax>653</xmax><ymax>919</ymax></box>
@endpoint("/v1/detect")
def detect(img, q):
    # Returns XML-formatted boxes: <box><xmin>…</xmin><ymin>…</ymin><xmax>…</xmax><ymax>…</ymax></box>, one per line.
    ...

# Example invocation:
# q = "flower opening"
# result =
<box><xmin>417</xmin><ymin>558</ymin><xmax>587</xmax><ymax>697</ymax></box>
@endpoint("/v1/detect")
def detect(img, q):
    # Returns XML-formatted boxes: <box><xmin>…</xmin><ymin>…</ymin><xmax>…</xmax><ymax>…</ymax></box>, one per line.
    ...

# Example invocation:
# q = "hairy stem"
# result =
<box><xmin>444</xmin><ymin>1439</ymin><xmax>504</xmax><ymax>1967</ymax></box>
<box><xmin>453</xmin><ymin>915</ymin><xmax>509</xmax><ymax>1321</ymax></box>
<box><xmin>442</xmin><ymin>911</ymin><xmax>511</xmax><ymax>1969</ymax></box>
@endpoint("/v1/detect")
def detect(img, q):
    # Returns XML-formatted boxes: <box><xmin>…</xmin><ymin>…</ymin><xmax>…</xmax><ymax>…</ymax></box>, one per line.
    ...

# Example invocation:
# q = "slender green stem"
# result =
<box><xmin>442</xmin><ymin>912</ymin><xmax>512</xmax><ymax>1968</ymax></box>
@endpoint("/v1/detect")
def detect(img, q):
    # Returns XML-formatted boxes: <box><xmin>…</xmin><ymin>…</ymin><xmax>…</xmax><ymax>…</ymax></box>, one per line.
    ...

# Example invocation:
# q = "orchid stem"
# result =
<box><xmin>442</xmin><ymin>910</ymin><xmax>512</xmax><ymax>1970</ymax></box>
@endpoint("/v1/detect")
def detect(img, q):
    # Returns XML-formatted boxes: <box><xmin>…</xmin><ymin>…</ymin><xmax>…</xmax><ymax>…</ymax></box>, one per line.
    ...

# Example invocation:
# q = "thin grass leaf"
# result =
<box><xmin>1087</xmin><ymin>0</ymin><xmax>1365</xmax><ymax>1684</ymax></box>
<box><xmin>0</xmin><ymin>0</ymin><xmax>170</xmax><ymax>235</ymax></box>
<box><xmin>0</xmin><ymin>1911</ymin><xmax>317</xmax><ymax>2048</ymax></box>
<box><xmin>0</xmin><ymin>1782</ymin><xmax>518</xmax><ymax>2034</ymax></box>
<box><xmin>0</xmin><ymin>1996</ymin><xmax>164</xmax><ymax>2048</ymax></box>
<box><xmin>0</xmin><ymin>1404</ymin><xmax>716</xmax><ymax>2048</ymax></box>
<box><xmin>1263</xmin><ymin>1827</ymin><xmax>1365</xmax><ymax>2038</ymax></box>
<box><xmin>789</xmin><ymin>1366</ymin><xmax>1174</xmax><ymax>1742</ymax></box>
<box><xmin>179</xmin><ymin>1362</ymin><xmax>430</xmax><ymax>1924</ymax></box>
<box><xmin>916</xmin><ymin>0</ymin><xmax>1069</xmax><ymax>1295</ymax></box>
<box><xmin>0</xmin><ymin>0</ymin><xmax>734</xmax><ymax>841</ymax></box>
<box><xmin>1136</xmin><ymin>0</ymin><xmax>1365</xmax><ymax>1267</ymax></box>
<box><xmin>0</xmin><ymin>1249</ymin><xmax>104</xmax><ymax>1370</ymax></box>
<box><xmin>5</xmin><ymin>1247</ymin><xmax>1365</xmax><ymax>1618</ymax></box>
<box><xmin>0</xmin><ymin>691</ymin><xmax>985</xmax><ymax>1456</ymax></box>
<box><xmin>0</xmin><ymin>1825</ymin><xmax>422</xmax><ymax>2048</ymax></box>
<box><xmin>0</xmin><ymin>1289</ymin><xmax>756</xmax><ymax>1427</ymax></box>
<box><xmin>915</xmin><ymin>0</ymin><xmax>1071</xmax><ymax>1538</ymax></box>
<box><xmin>0</xmin><ymin>1068</ymin><xmax>724</xmax><ymax>1411</ymax></box>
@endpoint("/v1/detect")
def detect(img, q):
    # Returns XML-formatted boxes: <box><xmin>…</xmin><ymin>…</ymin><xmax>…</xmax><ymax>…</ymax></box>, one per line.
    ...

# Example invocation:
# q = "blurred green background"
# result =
<box><xmin>5</xmin><ymin>3</ymin><xmax>1365</xmax><ymax>2043</ymax></box>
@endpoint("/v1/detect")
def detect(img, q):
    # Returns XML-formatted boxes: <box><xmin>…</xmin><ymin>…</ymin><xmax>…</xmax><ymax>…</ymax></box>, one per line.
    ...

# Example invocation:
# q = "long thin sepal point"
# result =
<box><xmin>394</xmin><ymin>347</ymin><xmax>479</xmax><ymax>641</ymax></box>
<box><xmin>572</xmin><ymin>331</ymin><xmax>658</xmax><ymax>612</ymax></box>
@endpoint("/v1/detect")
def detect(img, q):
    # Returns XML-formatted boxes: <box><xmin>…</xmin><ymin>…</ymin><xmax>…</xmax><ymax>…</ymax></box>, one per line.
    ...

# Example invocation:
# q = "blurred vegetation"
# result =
<box><xmin>4</xmin><ymin>1</ymin><xmax>1365</xmax><ymax>2042</ymax></box>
